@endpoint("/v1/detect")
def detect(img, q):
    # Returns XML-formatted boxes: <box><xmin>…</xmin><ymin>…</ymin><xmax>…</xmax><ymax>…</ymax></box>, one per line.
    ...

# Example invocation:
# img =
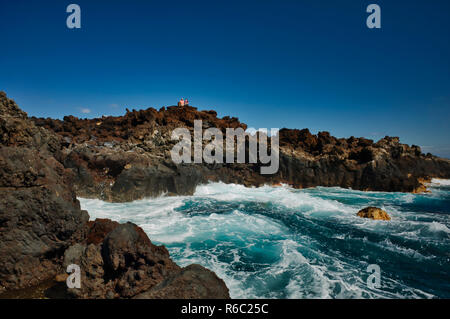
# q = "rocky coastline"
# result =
<box><xmin>1</xmin><ymin>90</ymin><xmax>450</xmax><ymax>298</ymax></box>
<box><xmin>30</xmin><ymin>96</ymin><xmax>450</xmax><ymax>202</ymax></box>
<box><xmin>0</xmin><ymin>92</ymin><xmax>228</xmax><ymax>298</ymax></box>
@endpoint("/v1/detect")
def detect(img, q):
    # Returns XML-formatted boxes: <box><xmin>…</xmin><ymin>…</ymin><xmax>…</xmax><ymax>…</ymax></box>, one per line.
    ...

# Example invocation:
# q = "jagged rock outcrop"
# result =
<box><xmin>357</xmin><ymin>207</ymin><xmax>391</xmax><ymax>221</ymax></box>
<box><xmin>134</xmin><ymin>264</ymin><xmax>230</xmax><ymax>299</ymax></box>
<box><xmin>29</xmin><ymin>100</ymin><xmax>450</xmax><ymax>202</ymax></box>
<box><xmin>0</xmin><ymin>92</ymin><xmax>229</xmax><ymax>298</ymax></box>
<box><xmin>0</xmin><ymin>92</ymin><xmax>88</xmax><ymax>293</ymax></box>
<box><xmin>59</xmin><ymin>219</ymin><xmax>229</xmax><ymax>299</ymax></box>
<box><xmin>277</xmin><ymin>129</ymin><xmax>450</xmax><ymax>192</ymax></box>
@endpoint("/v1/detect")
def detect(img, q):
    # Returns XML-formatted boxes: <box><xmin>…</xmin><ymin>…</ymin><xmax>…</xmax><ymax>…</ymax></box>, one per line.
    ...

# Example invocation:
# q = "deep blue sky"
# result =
<box><xmin>1</xmin><ymin>0</ymin><xmax>449</xmax><ymax>157</ymax></box>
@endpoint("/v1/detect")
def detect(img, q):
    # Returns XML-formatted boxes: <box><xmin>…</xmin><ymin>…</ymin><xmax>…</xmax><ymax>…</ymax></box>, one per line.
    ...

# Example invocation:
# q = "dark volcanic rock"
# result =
<box><xmin>0</xmin><ymin>92</ymin><xmax>230</xmax><ymax>299</ymax></box>
<box><xmin>134</xmin><ymin>264</ymin><xmax>230</xmax><ymax>299</ymax></box>
<box><xmin>30</xmin><ymin>102</ymin><xmax>450</xmax><ymax>200</ymax></box>
<box><xmin>63</xmin><ymin>222</ymin><xmax>183</xmax><ymax>299</ymax></box>
<box><xmin>101</xmin><ymin>223</ymin><xmax>180</xmax><ymax>297</ymax></box>
<box><xmin>86</xmin><ymin>218</ymin><xmax>120</xmax><ymax>245</ymax></box>
<box><xmin>278</xmin><ymin>130</ymin><xmax>450</xmax><ymax>193</ymax></box>
<box><xmin>0</xmin><ymin>92</ymin><xmax>88</xmax><ymax>293</ymax></box>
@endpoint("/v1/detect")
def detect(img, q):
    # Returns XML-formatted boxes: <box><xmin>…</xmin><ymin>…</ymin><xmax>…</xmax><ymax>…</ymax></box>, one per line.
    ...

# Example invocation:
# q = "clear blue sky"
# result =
<box><xmin>1</xmin><ymin>0</ymin><xmax>449</xmax><ymax>157</ymax></box>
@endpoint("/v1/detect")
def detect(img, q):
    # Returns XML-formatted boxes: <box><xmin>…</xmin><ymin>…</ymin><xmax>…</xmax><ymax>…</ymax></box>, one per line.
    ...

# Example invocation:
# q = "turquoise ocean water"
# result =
<box><xmin>80</xmin><ymin>179</ymin><xmax>450</xmax><ymax>299</ymax></box>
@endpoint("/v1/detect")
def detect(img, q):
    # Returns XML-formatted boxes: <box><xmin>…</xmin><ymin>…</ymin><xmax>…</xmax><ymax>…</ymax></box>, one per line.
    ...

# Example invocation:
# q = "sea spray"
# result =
<box><xmin>80</xmin><ymin>181</ymin><xmax>450</xmax><ymax>298</ymax></box>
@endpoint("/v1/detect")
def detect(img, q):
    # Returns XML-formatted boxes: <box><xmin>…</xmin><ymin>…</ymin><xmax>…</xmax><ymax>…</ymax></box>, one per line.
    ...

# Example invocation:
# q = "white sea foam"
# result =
<box><xmin>427</xmin><ymin>221</ymin><xmax>450</xmax><ymax>234</ymax></box>
<box><xmin>429</xmin><ymin>178</ymin><xmax>450</xmax><ymax>186</ymax></box>
<box><xmin>194</xmin><ymin>182</ymin><xmax>350</xmax><ymax>216</ymax></box>
<box><xmin>79</xmin><ymin>181</ymin><xmax>449</xmax><ymax>299</ymax></box>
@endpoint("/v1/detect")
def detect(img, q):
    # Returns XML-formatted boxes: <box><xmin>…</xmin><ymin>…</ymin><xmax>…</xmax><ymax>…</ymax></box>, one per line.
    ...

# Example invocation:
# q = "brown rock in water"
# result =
<box><xmin>413</xmin><ymin>177</ymin><xmax>431</xmax><ymax>193</ymax></box>
<box><xmin>357</xmin><ymin>207</ymin><xmax>391</xmax><ymax>221</ymax></box>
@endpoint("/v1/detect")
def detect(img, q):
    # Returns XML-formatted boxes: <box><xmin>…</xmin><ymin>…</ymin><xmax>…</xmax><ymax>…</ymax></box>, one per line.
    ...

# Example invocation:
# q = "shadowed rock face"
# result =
<box><xmin>60</xmin><ymin>220</ymin><xmax>229</xmax><ymax>299</ymax></box>
<box><xmin>134</xmin><ymin>264</ymin><xmax>230</xmax><ymax>299</ymax></box>
<box><xmin>0</xmin><ymin>92</ymin><xmax>89</xmax><ymax>293</ymax></box>
<box><xmin>0</xmin><ymin>92</ymin><xmax>229</xmax><ymax>298</ymax></box>
<box><xmin>30</xmin><ymin>99</ymin><xmax>450</xmax><ymax>201</ymax></box>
